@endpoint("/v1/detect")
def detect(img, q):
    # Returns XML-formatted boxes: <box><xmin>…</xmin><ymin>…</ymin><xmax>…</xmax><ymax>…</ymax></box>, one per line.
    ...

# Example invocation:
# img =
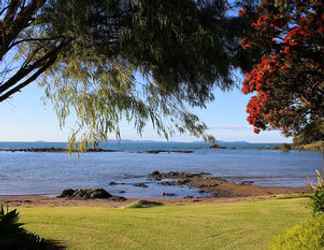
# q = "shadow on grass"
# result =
<box><xmin>0</xmin><ymin>205</ymin><xmax>66</xmax><ymax>250</ymax></box>
<box><xmin>0</xmin><ymin>233</ymin><xmax>66</xmax><ymax>250</ymax></box>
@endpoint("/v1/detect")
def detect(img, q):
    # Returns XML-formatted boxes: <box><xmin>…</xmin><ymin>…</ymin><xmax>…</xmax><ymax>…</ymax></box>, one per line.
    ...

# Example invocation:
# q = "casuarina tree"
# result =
<box><xmin>0</xmin><ymin>0</ymin><xmax>249</xmax><ymax>143</ymax></box>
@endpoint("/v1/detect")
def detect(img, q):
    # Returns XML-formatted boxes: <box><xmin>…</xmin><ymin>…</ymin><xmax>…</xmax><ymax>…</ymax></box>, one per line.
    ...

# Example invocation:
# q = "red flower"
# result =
<box><xmin>282</xmin><ymin>47</ymin><xmax>290</xmax><ymax>54</ymax></box>
<box><xmin>299</xmin><ymin>16</ymin><xmax>307</xmax><ymax>26</ymax></box>
<box><xmin>240</xmin><ymin>37</ymin><xmax>251</xmax><ymax>49</ymax></box>
<box><xmin>251</xmin><ymin>15</ymin><xmax>269</xmax><ymax>30</ymax></box>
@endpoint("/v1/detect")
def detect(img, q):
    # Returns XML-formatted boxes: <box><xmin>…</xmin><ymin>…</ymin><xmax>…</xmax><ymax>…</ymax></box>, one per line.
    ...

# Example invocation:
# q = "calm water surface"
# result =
<box><xmin>0</xmin><ymin>148</ymin><xmax>322</xmax><ymax>198</ymax></box>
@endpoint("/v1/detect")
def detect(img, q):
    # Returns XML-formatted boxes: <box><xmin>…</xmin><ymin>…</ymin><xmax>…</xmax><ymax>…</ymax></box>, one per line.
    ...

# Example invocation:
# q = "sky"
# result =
<box><xmin>0</xmin><ymin>79</ymin><xmax>291</xmax><ymax>143</ymax></box>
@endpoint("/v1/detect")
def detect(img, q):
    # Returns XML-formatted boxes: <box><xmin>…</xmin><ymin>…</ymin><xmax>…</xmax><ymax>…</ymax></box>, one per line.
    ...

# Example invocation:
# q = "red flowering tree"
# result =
<box><xmin>240</xmin><ymin>1</ymin><xmax>324</xmax><ymax>142</ymax></box>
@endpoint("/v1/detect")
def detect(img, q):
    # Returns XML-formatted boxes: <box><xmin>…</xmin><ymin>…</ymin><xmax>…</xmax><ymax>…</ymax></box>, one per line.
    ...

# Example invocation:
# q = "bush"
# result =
<box><xmin>270</xmin><ymin>170</ymin><xmax>324</xmax><ymax>250</ymax></box>
<box><xmin>269</xmin><ymin>215</ymin><xmax>324</xmax><ymax>250</ymax></box>
<box><xmin>311</xmin><ymin>171</ymin><xmax>324</xmax><ymax>215</ymax></box>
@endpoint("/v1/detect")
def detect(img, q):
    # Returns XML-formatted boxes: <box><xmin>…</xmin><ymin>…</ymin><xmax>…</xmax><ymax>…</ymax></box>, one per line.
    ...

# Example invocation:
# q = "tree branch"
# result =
<box><xmin>0</xmin><ymin>51</ymin><xmax>57</xmax><ymax>102</ymax></box>
<box><xmin>8</xmin><ymin>36</ymin><xmax>65</xmax><ymax>50</ymax></box>
<box><xmin>0</xmin><ymin>38</ymin><xmax>70</xmax><ymax>97</ymax></box>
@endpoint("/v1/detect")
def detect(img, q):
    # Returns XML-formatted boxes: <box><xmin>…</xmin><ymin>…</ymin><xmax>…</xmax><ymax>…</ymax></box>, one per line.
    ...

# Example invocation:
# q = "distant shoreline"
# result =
<box><xmin>0</xmin><ymin>140</ymin><xmax>291</xmax><ymax>151</ymax></box>
<box><xmin>0</xmin><ymin>147</ymin><xmax>195</xmax><ymax>154</ymax></box>
<box><xmin>0</xmin><ymin>147</ymin><xmax>117</xmax><ymax>153</ymax></box>
<box><xmin>0</xmin><ymin>146</ymin><xmax>319</xmax><ymax>153</ymax></box>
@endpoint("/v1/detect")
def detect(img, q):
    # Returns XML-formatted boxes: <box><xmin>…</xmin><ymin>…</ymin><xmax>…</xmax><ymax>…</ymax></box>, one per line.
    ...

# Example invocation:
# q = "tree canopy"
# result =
<box><xmin>2</xmin><ymin>0</ymin><xmax>322</xmax><ymax>145</ymax></box>
<box><xmin>0</xmin><ymin>0</ymin><xmax>248</xmax><ymax>144</ymax></box>
<box><xmin>239</xmin><ymin>0</ymin><xmax>324</xmax><ymax>144</ymax></box>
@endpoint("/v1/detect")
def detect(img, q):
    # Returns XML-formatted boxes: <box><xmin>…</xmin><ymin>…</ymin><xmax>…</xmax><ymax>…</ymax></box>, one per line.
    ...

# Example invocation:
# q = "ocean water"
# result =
<box><xmin>0</xmin><ymin>142</ymin><xmax>322</xmax><ymax>198</ymax></box>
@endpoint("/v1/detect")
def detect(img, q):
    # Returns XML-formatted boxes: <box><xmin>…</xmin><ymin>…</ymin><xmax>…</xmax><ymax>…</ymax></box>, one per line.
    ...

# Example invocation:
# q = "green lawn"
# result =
<box><xmin>20</xmin><ymin>198</ymin><xmax>310</xmax><ymax>250</ymax></box>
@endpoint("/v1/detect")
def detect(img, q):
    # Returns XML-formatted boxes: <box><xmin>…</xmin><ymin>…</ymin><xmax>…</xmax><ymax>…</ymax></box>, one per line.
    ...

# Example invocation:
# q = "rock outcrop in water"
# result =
<box><xmin>148</xmin><ymin>171</ymin><xmax>210</xmax><ymax>181</ymax></box>
<box><xmin>58</xmin><ymin>188</ymin><xmax>126</xmax><ymax>201</ymax></box>
<box><xmin>148</xmin><ymin>171</ymin><xmax>308</xmax><ymax>198</ymax></box>
<box><xmin>133</xmin><ymin>182</ymin><xmax>149</xmax><ymax>188</ymax></box>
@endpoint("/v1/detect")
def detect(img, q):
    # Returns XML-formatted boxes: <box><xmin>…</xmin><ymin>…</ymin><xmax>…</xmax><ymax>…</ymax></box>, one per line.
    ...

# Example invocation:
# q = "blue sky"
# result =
<box><xmin>0</xmin><ymin>79</ymin><xmax>290</xmax><ymax>143</ymax></box>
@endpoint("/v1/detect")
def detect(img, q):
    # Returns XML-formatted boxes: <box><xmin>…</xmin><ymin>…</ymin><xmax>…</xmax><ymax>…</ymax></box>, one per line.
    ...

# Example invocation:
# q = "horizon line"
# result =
<box><xmin>0</xmin><ymin>139</ymin><xmax>286</xmax><ymax>144</ymax></box>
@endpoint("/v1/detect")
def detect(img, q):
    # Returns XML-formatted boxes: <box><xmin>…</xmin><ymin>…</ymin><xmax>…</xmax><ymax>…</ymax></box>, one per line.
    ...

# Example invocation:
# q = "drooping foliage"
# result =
<box><xmin>41</xmin><ymin>0</ymin><xmax>245</xmax><ymax>143</ymax></box>
<box><xmin>239</xmin><ymin>0</ymin><xmax>324</xmax><ymax>141</ymax></box>
<box><xmin>0</xmin><ymin>0</ymin><xmax>250</xmax><ymax>143</ymax></box>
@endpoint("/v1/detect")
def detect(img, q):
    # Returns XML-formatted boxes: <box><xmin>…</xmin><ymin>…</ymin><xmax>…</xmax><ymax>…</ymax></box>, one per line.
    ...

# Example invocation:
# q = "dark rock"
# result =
<box><xmin>58</xmin><ymin>188</ymin><xmax>126</xmax><ymax>200</ymax></box>
<box><xmin>166</xmin><ymin>171</ymin><xmax>178</xmax><ymax>177</ymax></box>
<box><xmin>240</xmin><ymin>181</ymin><xmax>254</xmax><ymax>185</ymax></box>
<box><xmin>58</xmin><ymin>188</ymin><xmax>75</xmax><ymax>198</ymax></box>
<box><xmin>119</xmin><ymin>190</ymin><xmax>126</xmax><ymax>194</ymax></box>
<box><xmin>149</xmin><ymin>171</ymin><xmax>210</xmax><ymax>181</ymax></box>
<box><xmin>184</xmin><ymin>196</ymin><xmax>194</xmax><ymax>199</ymax></box>
<box><xmin>72</xmin><ymin>188</ymin><xmax>112</xmax><ymax>199</ymax></box>
<box><xmin>144</xmin><ymin>150</ymin><xmax>193</xmax><ymax>154</ymax></box>
<box><xmin>166</xmin><ymin>171</ymin><xmax>210</xmax><ymax>179</ymax></box>
<box><xmin>109</xmin><ymin>181</ymin><xmax>126</xmax><ymax>186</ymax></box>
<box><xmin>151</xmin><ymin>170</ymin><xmax>161</xmax><ymax>176</ymax></box>
<box><xmin>159</xmin><ymin>181</ymin><xmax>177</xmax><ymax>186</ymax></box>
<box><xmin>174</xmin><ymin>150</ymin><xmax>193</xmax><ymax>154</ymax></box>
<box><xmin>149</xmin><ymin>171</ymin><xmax>163</xmax><ymax>180</ymax></box>
<box><xmin>0</xmin><ymin>147</ymin><xmax>117</xmax><ymax>153</ymax></box>
<box><xmin>162</xmin><ymin>192</ymin><xmax>176</xmax><ymax>197</ymax></box>
<box><xmin>209</xmin><ymin>144</ymin><xmax>227</xmax><ymax>149</ymax></box>
<box><xmin>88</xmin><ymin>188</ymin><xmax>113</xmax><ymax>199</ymax></box>
<box><xmin>177</xmin><ymin>179</ymin><xmax>191</xmax><ymax>185</ymax></box>
<box><xmin>134</xmin><ymin>183</ymin><xmax>149</xmax><ymax>188</ymax></box>
<box><xmin>145</xmin><ymin>150</ymin><xmax>161</xmax><ymax>154</ymax></box>
<box><xmin>210</xmin><ymin>143</ymin><xmax>220</xmax><ymax>149</ymax></box>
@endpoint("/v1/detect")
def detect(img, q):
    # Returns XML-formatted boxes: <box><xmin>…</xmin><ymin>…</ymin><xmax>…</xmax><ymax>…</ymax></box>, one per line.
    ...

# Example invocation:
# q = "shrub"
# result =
<box><xmin>270</xmin><ymin>170</ymin><xmax>324</xmax><ymax>250</ymax></box>
<box><xmin>311</xmin><ymin>171</ymin><xmax>324</xmax><ymax>215</ymax></box>
<box><xmin>269</xmin><ymin>215</ymin><xmax>324</xmax><ymax>250</ymax></box>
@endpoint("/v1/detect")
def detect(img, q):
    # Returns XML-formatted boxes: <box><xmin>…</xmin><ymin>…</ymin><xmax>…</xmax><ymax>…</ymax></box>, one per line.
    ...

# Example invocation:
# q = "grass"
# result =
<box><xmin>19</xmin><ymin>198</ymin><xmax>311</xmax><ymax>250</ymax></box>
